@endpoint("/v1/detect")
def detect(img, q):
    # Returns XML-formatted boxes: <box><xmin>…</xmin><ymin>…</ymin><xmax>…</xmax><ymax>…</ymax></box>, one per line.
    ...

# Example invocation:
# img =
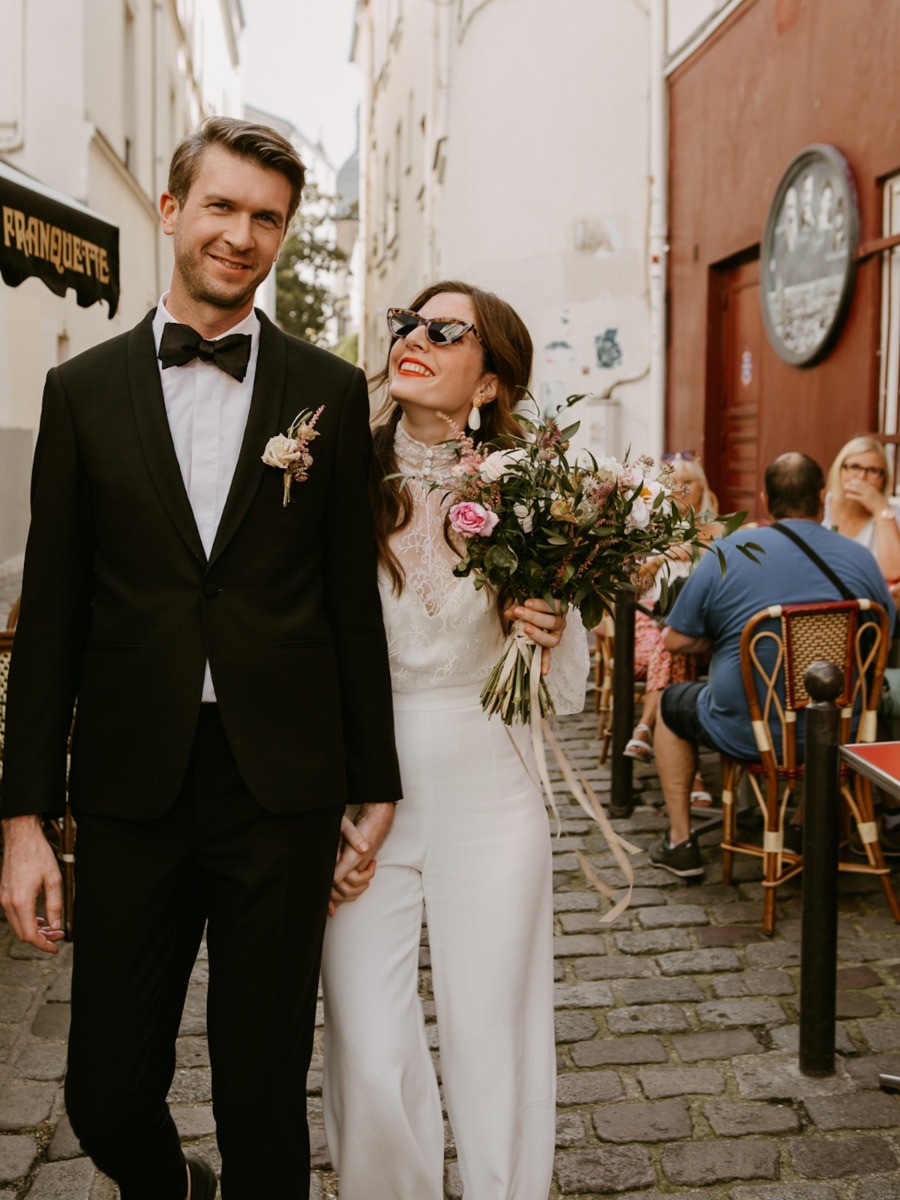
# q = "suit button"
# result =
<box><xmin>203</xmin><ymin>582</ymin><xmax>221</xmax><ymax>598</ymax></box>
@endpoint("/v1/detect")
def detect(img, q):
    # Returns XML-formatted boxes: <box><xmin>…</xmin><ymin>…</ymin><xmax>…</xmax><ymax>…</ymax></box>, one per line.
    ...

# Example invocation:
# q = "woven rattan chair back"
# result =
<box><xmin>722</xmin><ymin>598</ymin><xmax>897</xmax><ymax>935</ymax></box>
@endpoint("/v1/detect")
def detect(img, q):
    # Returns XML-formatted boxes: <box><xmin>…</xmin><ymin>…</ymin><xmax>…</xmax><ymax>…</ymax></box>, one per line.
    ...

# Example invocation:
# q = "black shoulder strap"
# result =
<box><xmin>770</xmin><ymin>522</ymin><xmax>855</xmax><ymax>601</ymax></box>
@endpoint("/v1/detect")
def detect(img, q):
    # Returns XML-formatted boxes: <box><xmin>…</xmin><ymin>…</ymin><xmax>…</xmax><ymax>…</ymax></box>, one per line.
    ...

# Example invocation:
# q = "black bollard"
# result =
<box><xmin>799</xmin><ymin>660</ymin><xmax>843</xmax><ymax>1078</ymax></box>
<box><xmin>608</xmin><ymin>590</ymin><xmax>636</xmax><ymax>818</ymax></box>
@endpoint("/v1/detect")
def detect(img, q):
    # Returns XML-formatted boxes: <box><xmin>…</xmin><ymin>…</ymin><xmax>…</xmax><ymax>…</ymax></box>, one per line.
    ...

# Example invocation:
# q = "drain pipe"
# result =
<box><xmin>648</xmin><ymin>0</ymin><xmax>668</xmax><ymax>447</ymax></box>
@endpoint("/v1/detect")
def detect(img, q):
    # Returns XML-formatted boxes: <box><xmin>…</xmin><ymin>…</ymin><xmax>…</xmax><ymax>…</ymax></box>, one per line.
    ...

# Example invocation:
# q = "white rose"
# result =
<box><xmin>594</xmin><ymin>454</ymin><xmax>622</xmax><ymax>476</ymax></box>
<box><xmin>479</xmin><ymin>451</ymin><xmax>508</xmax><ymax>482</ymax></box>
<box><xmin>480</xmin><ymin>448</ymin><xmax>527</xmax><ymax>482</ymax></box>
<box><xmin>262</xmin><ymin>434</ymin><xmax>301</xmax><ymax>469</ymax></box>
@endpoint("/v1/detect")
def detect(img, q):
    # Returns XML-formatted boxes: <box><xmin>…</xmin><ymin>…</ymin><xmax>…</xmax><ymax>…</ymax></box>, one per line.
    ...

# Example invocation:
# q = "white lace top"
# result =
<box><xmin>378</xmin><ymin>423</ymin><xmax>589</xmax><ymax>713</ymax></box>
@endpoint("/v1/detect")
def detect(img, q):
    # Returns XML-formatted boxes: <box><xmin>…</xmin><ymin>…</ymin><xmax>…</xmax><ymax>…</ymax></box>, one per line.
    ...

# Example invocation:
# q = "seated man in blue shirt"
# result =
<box><xmin>650</xmin><ymin>452</ymin><xmax>896</xmax><ymax>878</ymax></box>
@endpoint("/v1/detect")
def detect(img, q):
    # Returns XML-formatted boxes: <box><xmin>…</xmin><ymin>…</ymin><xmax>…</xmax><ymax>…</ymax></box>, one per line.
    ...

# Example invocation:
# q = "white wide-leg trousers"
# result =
<box><xmin>322</xmin><ymin>686</ymin><xmax>556</xmax><ymax>1200</ymax></box>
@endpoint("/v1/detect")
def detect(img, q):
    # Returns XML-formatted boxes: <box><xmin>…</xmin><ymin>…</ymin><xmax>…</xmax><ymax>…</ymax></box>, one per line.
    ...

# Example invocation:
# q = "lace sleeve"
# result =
<box><xmin>545</xmin><ymin>607</ymin><xmax>590</xmax><ymax>715</ymax></box>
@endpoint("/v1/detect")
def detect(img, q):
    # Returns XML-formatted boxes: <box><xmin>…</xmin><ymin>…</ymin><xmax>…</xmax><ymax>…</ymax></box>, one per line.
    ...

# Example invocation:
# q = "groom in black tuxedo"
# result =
<box><xmin>0</xmin><ymin>117</ymin><xmax>401</xmax><ymax>1199</ymax></box>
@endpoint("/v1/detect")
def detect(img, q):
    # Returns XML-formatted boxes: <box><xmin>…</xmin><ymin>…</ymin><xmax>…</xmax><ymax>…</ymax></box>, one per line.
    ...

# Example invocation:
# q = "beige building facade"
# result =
<box><xmin>352</xmin><ymin>0</ymin><xmax>660</xmax><ymax>459</ymax></box>
<box><xmin>351</xmin><ymin>0</ymin><xmax>750</xmax><ymax>461</ymax></box>
<box><xmin>0</xmin><ymin>0</ymin><xmax>244</xmax><ymax>564</ymax></box>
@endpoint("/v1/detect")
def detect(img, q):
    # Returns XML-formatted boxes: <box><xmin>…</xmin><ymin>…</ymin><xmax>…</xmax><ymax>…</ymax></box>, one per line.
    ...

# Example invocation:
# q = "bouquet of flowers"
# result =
<box><xmin>435</xmin><ymin>395</ymin><xmax>742</xmax><ymax>726</ymax></box>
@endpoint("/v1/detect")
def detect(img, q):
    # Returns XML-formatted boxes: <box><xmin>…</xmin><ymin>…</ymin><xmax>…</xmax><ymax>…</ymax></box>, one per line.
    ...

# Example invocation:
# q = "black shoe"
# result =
<box><xmin>186</xmin><ymin>1157</ymin><xmax>217</xmax><ymax>1200</ymax></box>
<box><xmin>649</xmin><ymin>832</ymin><xmax>704</xmax><ymax>878</ymax></box>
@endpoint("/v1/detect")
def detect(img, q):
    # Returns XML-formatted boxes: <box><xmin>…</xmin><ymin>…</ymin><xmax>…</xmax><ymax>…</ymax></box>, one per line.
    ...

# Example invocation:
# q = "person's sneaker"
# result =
<box><xmin>649</xmin><ymin>832</ymin><xmax>704</xmax><ymax>878</ymax></box>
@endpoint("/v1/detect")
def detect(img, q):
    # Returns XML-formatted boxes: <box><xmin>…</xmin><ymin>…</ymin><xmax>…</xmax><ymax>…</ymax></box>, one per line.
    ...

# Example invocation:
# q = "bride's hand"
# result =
<box><xmin>329</xmin><ymin>805</ymin><xmax>395</xmax><ymax>915</ymax></box>
<box><xmin>504</xmin><ymin>598</ymin><xmax>567</xmax><ymax>676</ymax></box>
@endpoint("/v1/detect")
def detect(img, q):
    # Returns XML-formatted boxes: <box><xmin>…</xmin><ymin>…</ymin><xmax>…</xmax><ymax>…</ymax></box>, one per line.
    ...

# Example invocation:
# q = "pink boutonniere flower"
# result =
<box><xmin>262</xmin><ymin>406</ymin><xmax>324</xmax><ymax>506</ymax></box>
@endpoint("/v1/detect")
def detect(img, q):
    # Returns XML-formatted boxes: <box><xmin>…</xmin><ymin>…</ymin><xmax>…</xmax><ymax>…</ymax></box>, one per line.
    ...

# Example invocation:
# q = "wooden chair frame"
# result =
<box><xmin>720</xmin><ymin>598</ymin><xmax>900</xmax><ymax>935</ymax></box>
<box><xmin>594</xmin><ymin>615</ymin><xmax>615</xmax><ymax>761</ymax></box>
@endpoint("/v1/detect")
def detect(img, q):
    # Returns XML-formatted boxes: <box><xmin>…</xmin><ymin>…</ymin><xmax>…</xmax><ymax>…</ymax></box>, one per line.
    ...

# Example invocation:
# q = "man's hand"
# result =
<box><xmin>329</xmin><ymin>802</ymin><xmax>396</xmax><ymax>915</ymax></box>
<box><xmin>0</xmin><ymin>815</ymin><xmax>64</xmax><ymax>953</ymax></box>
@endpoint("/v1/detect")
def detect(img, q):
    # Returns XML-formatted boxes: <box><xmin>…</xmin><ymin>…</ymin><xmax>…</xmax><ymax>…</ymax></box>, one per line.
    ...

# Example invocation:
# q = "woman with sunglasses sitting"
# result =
<box><xmin>319</xmin><ymin>281</ymin><xmax>589</xmax><ymax>1200</ymax></box>
<box><xmin>624</xmin><ymin>452</ymin><xmax>722</xmax><ymax>805</ymax></box>
<box><xmin>824</xmin><ymin>437</ymin><xmax>900</xmax><ymax>587</ymax></box>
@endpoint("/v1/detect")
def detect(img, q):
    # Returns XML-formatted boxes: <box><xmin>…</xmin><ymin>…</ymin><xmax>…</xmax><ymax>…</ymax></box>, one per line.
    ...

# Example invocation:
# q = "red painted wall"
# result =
<box><xmin>667</xmin><ymin>0</ymin><xmax>900</xmax><ymax>512</ymax></box>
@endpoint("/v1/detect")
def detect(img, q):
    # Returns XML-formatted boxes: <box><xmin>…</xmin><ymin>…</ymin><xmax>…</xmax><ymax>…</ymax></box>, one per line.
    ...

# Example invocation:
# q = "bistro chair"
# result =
<box><xmin>594</xmin><ymin>607</ymin><xmax>650</xmax><ymax>766</ymax></box>
<box><xmin>594</xmin><ymin>614</ymin><xmax>615</xmax><ymax>761</ymax></box>
<box><xmin>720</xmin><ymin>598</ymin><xmax>900</xmax><ymax>936</ymax></box>
<box><xmin>0</xmin><ymin>598</ymin><xmax>76</xmax><ymax>938</ymax></box>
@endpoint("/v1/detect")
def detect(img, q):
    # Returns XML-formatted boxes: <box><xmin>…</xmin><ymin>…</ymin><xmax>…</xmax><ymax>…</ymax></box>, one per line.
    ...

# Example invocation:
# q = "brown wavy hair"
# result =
<box><xmin>370</xmin><ymin>280</ymin><xmax>533</xmax><ymax>593</ymax></box>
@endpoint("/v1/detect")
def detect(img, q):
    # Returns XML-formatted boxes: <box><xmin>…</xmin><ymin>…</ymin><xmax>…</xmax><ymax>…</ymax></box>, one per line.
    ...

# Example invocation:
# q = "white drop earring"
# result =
<box><xmin>467</xmin><ymin>397</ymin><xmax>482</xmax><ymax>432</ymax></box>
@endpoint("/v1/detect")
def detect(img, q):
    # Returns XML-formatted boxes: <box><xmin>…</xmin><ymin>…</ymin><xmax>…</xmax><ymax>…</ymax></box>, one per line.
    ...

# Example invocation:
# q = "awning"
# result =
<box><xmin>0</xmin><ymin>160</ymin><xmax>120</xmax><ymax>318</ymax></box>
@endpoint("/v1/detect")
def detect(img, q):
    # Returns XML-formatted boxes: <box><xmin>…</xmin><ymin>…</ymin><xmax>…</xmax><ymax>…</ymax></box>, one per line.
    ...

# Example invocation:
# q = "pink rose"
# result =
<box><xmin>449</xmin><ymin>501</ymin><xmax>499</xmax><ymax>538</ymax></box>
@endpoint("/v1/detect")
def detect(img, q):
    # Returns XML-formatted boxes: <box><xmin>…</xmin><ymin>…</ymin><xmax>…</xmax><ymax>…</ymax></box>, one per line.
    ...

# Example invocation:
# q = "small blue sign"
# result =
<box><xmin>595</xmin><ymin>329</ymin><xmax>623</xmax><ymax>369</ymax></box>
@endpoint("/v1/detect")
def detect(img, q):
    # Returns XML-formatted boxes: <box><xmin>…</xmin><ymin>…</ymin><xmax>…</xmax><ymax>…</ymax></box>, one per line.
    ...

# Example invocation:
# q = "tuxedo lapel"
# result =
<box><xmin>208</xmin><ymin>310</ymin><xmax>286</xmax><ymax>567</ymax></box>
<box><xmin>128</xmin><ymin>310</ymin><xmax>205</xmax><ymax>563</ymax></box>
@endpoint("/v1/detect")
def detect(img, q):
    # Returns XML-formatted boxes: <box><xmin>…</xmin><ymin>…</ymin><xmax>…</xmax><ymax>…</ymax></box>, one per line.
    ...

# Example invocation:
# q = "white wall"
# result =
<box><xmin>355</xmin><ymin>0</ymin><xmax>658</xmax><ymax>462</ymax></box>
<box><xmin>0</xmin><ymin>0</ymin><xmax>244</xmax><ymax>562</ymax></box>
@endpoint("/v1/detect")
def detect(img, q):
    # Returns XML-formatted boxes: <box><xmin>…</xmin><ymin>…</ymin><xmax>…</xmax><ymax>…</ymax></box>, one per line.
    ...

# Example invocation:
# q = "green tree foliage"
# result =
<box><xmin>275</xmin><ymin>185</ymin><xmax>346</xmax><ymax>346</ymax></box>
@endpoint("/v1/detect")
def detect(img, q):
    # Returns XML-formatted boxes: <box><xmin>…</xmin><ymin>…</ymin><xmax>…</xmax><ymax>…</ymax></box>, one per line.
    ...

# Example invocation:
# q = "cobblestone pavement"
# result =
<box><xmin>1</xmin><ymin>689</ymin><xmax>900</xmax><ymax>1198</ymax></box>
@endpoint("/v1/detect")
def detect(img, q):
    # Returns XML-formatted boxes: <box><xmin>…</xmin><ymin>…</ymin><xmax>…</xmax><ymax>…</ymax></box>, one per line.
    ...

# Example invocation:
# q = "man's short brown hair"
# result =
<box><xmin>167</xmin><ymin>116</ymin><xmax>306</xmax><ymax>223</ymax></box>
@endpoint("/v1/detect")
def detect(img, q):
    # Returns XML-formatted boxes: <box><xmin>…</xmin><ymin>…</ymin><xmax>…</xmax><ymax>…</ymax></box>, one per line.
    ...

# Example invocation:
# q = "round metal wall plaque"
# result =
<box><xmin>760</xmin><ymin>143</ymin><xmax>859</xmax><ymax>367</ymax></box>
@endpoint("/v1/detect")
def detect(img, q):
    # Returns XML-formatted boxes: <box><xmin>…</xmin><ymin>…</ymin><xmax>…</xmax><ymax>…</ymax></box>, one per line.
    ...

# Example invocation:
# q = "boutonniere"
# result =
<box><xmin>261</xmin><ymin>406</ymin><xmax>325</xmax><ymax>506</ymax></box>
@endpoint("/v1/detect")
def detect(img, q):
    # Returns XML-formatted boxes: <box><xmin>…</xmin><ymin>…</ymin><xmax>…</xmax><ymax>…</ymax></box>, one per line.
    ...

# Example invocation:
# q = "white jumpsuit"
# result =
<box><xmin>321</xmin><ymin>426</ymin><xmax>588</xmax><ymax>1199</ymax></box>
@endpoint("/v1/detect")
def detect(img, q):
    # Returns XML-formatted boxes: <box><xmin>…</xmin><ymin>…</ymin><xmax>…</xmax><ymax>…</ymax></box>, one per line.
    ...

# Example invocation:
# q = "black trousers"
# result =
<box><xmin>65</xmin><ymin>706</ymin><xmax>343</xmax><ymax>1199</ymax></box>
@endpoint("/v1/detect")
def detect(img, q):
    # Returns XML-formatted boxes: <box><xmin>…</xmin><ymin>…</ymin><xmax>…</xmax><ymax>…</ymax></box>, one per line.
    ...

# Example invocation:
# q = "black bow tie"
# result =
<box><xmin>158</xmin><ymin>322</ymin><xmax>252</xmax><ymax>382</ymax></box>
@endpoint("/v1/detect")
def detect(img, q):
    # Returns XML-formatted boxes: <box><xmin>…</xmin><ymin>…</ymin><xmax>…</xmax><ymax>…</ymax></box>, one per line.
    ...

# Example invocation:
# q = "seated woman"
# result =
<box><xmin>624</xmin><ymin>452</ymin><xmax>722</xmax><ymax>804</ymax></box>
<box><xmin>823</xmin><ymin>436</ymin><xmax>900</xmax><ymax>587</ymax></box>
<box><xmin>825</xmin><ymin>435</ymin><xmax>900</xmax><ymax>855</ymax></box>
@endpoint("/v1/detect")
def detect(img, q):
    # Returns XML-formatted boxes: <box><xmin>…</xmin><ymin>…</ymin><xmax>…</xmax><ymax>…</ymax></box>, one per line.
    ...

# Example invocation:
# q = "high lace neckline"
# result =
<box><xmin>394</xmin><ymin>422</ymin><xmax>460</xmax><ymax>481</ymax></box>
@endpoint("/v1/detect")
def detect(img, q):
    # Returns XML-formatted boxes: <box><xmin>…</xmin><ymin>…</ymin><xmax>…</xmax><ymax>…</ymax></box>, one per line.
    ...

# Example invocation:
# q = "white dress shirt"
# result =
<box><xmin>153</xmin><ymin>296</ymin><xmax>261</xmax><ymax>702</ymax></box>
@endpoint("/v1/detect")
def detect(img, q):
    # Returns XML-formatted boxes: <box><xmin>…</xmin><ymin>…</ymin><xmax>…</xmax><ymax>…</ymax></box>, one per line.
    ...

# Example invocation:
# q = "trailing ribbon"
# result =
<box><xmin>541</xmin><ymin>720</ymin><xmax>643</xmax><ymax>922</ymax></box>
<box><xmin>505</xmin><ymin>633</ymin><xmax>643</xmax><ymax>923</ymax></box>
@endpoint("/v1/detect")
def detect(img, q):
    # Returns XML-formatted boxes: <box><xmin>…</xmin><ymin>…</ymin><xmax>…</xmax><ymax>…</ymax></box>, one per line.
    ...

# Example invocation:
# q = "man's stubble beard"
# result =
<box><xmin>177</xmin><ymin>256</ymin><xmax>259</xmax><ymax>313</ymax></box>
<box><xmin>173</xmin><ymin>233</ymin><xmax>269</xmax><ymax>315</ymax></box>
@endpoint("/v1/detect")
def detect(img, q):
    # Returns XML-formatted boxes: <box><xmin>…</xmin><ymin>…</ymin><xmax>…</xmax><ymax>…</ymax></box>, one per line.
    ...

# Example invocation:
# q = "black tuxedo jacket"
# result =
<box><xmin>1</xmin><ymin>309</ymin><xmax>402</xmax><ymax>820</ymax></box>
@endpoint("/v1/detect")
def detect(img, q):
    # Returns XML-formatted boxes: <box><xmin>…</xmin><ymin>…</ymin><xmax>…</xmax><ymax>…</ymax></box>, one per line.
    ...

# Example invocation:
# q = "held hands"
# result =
<box><xmin>0</xmin><ymin>816</ymin><xmax>64</xmax><ymax>954</ymax></box>
<box><xmin>329</xmin><ymin>802</ymin><xmax>396</xmax><ymax>915</ymax></box>
<box><xmin>504</xmin><ymin>598</ymin><xmax>567</xmax><ymax>676</ymax></box>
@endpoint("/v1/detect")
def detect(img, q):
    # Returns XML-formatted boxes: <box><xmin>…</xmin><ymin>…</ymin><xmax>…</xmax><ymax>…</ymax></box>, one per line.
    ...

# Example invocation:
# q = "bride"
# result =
<box><xmin>320</xmin><ymin>281</ymin><xmax>589</xmax><ymax>1199</ymax></box>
